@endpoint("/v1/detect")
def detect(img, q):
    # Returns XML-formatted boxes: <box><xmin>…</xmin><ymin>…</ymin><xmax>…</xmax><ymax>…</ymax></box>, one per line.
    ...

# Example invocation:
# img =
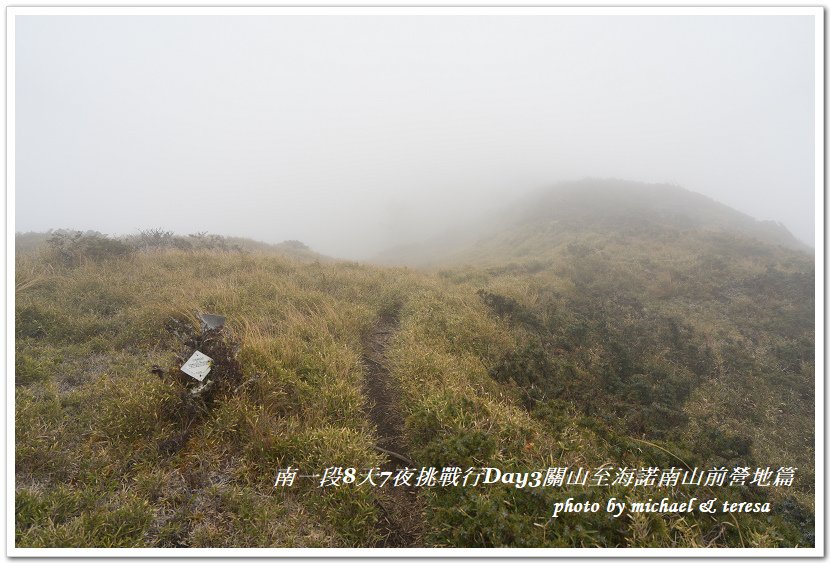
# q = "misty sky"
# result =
<box><xmin>15</xmin><ymin>13</ymin><xmax>817</xmax><ymax>259</ymax></box>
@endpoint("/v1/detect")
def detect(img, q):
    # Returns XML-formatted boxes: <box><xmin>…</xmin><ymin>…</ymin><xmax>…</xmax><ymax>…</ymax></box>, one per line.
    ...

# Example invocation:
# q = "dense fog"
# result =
<box><xmin>15</xmin><ymin>13</ymin><xmax>816</xmax><ymax>259</ymax></box>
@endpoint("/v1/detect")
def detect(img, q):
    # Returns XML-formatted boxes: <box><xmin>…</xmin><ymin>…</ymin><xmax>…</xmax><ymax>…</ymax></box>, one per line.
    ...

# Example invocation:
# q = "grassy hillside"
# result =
<box><xmin>375</xmin><ymin>179</ymin><xmax>809</xmax><ymax>266</ymax></box>
<box><xmin>14</xmin><ymin>184</ymin><xmax>815</xmax><ymax>548</ymax></box>
<box><xmin>15</xmin><ymin>229</ymin><xmax>327</xmax><ymax>262</ymax></box>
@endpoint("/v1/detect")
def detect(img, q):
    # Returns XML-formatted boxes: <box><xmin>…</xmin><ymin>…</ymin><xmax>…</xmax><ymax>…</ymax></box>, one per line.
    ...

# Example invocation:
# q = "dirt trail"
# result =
<box><xmin>361</xmin><ymin>310</ymin><xmax>423</xmax><ymax>547</ymax></box>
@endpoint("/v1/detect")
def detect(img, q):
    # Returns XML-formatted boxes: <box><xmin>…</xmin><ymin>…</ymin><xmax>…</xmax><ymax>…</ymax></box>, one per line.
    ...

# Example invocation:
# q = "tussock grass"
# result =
<box><xmin>15</xmin><ymin>225</ymin><xmax>814</xmax><ymax>548</ymax></box>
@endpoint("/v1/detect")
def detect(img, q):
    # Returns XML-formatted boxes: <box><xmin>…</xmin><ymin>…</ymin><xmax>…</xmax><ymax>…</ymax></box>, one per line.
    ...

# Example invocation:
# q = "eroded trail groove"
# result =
<box><xmin>361</xmin><ymin>309</ymin><xmax>423</xmax><ymax>547</ymax></box>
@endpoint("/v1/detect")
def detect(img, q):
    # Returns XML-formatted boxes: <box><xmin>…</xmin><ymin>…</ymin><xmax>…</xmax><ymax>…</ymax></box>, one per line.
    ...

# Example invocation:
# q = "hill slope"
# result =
<box><xmin>375</xmin><ymin>179</ymin><xmax>809</xmax><ymax>266</ymax></box>
<box><xmin>15</xmin><ymin>229</ymin><xmax>330</xmax><ymax>263</ymax></box>
<box><xmin>14</xmin><ymin>182</ymin><xmax>815</xmax><ymax>548</ymax></box>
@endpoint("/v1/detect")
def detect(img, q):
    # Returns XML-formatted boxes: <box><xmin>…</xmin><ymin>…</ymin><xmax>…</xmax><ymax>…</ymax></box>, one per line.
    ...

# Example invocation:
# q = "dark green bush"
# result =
<box><xmin>477</xmin><ymin>290</ymin><xmax>541</xmax><ymax>329</ymax></box>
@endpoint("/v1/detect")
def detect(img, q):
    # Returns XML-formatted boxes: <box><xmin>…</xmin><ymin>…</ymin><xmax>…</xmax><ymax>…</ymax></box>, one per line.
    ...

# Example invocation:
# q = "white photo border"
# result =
<box><xmin>5</xmin><ymin>5</ymin><xmax>824</xmax><ymax>559</ymax></box>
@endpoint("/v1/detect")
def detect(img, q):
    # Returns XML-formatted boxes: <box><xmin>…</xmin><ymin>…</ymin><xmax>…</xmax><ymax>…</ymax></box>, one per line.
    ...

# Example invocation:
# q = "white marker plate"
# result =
<box><xmin>181</xmin><ymin>351</ymin><xmax>213</xmax><ymax>381</ymax></box>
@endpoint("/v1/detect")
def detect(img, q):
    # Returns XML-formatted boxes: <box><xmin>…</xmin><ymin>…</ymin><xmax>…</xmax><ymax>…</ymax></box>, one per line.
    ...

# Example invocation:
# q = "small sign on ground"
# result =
<box><xmin>200</xmin><ymin>314</ymin><xmax>226</xmax><ymax>331</ymax></box>
<box><xmin>181</xmin><ymin>350</ymin><xmax>213</xmax><ymax>381</ymax></box>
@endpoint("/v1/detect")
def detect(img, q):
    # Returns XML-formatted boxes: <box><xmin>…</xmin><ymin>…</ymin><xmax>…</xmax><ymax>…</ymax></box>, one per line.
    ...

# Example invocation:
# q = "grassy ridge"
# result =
<box><xmin>16</xmin><ymin>250</ymin><xmax>400</xmax><ymax>547</ymax></box>
<box><xmin>14</xmin><ymin>221</ymin><xmax>814</xmax><ymax>547</ymax></box>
